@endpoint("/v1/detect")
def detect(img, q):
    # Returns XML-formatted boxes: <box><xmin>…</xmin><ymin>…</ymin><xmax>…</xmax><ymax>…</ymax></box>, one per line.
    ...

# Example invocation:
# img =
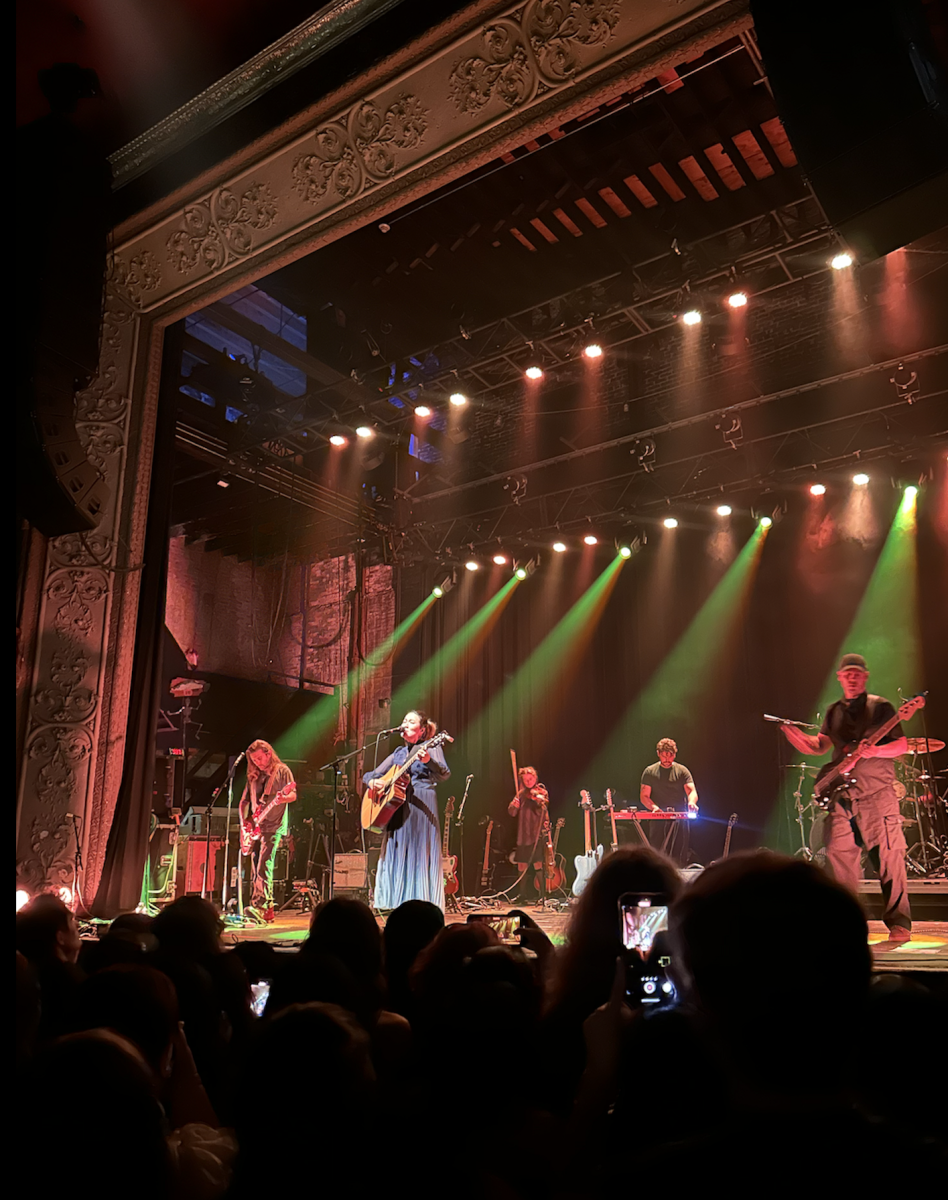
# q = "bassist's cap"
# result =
<box><xmin>838</xmin><ymin>652</ymin><xmax>868</xmax><ymax>672</ymax></box>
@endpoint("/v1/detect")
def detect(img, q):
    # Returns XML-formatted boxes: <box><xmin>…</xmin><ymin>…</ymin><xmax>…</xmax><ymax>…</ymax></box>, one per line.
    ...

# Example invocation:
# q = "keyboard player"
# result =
<box><xmin>639</xmin><ymin>737</ymin><xmax>699</xmax><ymax>864</ymax></box>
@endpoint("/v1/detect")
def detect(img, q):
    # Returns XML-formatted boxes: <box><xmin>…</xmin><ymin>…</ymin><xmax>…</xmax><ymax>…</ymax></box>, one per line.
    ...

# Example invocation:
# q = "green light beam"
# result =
<box><xmin>389</xmin><ymin>574</ymin><xmax>521</xmax><ymax>717</ymax></box>
<box><xmin>277</xmin><ymin>592</ymin><xmax>437</xmax><ymax>761</ymax></box>
<box><xmin>583</xmin><ymin>524</ymin><xmax>767</xmax><ymax>788</ymax></box>
<box><xmin>462</xmin><ymin>553</ymin><xmax>628</xmax><ymax>757</ymax></box>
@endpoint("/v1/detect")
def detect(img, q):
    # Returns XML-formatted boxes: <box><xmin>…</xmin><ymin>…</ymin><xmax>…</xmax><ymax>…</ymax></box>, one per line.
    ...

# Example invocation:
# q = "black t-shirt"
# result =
<box><xmin>640</xmin><ymin>762</ymin><xmax>694</xmax><ymax>810</ymax></box>
<box><xmin>820</xmin><ymin>693</ymin><xmax>902</xmax><ymax>791</ymax></box>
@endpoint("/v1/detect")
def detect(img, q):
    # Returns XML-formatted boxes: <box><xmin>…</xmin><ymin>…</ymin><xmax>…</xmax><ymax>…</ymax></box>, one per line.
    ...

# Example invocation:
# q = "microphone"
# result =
<box><xmin>379</xmin><ymin>725</ymin><xmax>406</xmax><ymax>735</ymax></box>
<box><xmin>763</xmin><ymin>714</ymin><xmax>786</xmax><ymax>723</ymax></box>
<box><xmin>233</xmin><ymin>750</ymin><xmax>246</xmax><ymax>765</ymax></box>
<box><xmin>466</xmin><ymin>774</ymin><xmax>474</xmax><ymax>783</ymax></box>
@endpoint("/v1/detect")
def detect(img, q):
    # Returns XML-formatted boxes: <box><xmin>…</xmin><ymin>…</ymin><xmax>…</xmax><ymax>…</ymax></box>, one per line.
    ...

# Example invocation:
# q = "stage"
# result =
<box><xmin>220</xmin><ymin>894</ymin><xmax>948</xmax><ymax>974</ymax></box>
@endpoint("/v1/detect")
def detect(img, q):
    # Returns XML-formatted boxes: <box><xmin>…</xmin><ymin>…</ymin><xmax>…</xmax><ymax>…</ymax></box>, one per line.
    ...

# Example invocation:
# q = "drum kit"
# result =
<box><xmin>790</xmin><ymin>737</ymin><xmax>948</xmax><ymax>877</ymax></box>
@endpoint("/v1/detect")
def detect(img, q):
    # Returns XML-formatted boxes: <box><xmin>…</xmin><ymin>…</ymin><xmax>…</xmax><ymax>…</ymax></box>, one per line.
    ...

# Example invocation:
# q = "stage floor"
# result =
<box><xmin>222</xmin><ymin>898</ymin><xmax>948</xmax><ymax>972</ymax></box>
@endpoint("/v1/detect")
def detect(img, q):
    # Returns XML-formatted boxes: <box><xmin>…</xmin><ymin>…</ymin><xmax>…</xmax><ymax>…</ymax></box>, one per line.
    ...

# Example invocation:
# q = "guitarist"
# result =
<box><xmin>363</xmin><ymin>710</ymin><xmax>451</xmax><ymax>911</ymax></box>
<box><xmin>780</xmin><ymin>653</ymin><xmax>911</xmax><ymax>945</ymax></box>
<box><xmin>240</xmin><ymin>740</ymin><xmax>296</xmax><ymax>921</ymax></box>
<box><xmin>508</xmin><ymin>766</ymin><xmax>551</xmax><ymax>897</ymax></box>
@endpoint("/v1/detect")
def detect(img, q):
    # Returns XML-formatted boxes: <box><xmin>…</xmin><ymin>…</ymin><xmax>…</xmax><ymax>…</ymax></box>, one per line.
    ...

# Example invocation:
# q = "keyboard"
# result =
<box><xmin>613</xmin><ymin>810</ymin><xmax>696</xmax><ymax>821</ymax></box>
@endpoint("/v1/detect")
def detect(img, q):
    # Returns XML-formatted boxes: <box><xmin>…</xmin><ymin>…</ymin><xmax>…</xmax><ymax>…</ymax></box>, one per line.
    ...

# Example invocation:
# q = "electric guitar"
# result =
<box><xmin>361</xmin><ymin>730</ymin><xmax>454</xmax><ymax>832</ymax></box>
<box><xmin>480</xmin><ymin>818</ymin><xmax>494</xmax><ymax>892</ymax></box>
<box><xmin>711</xmin><ymin>812</ymin><xmax>738</xmax><ymax>864</ymax></box>
<box><xmin>572</xmin><ymin>790</ymin><xmax>603</xmax><ymax>897</ymax></box>
<box><xmin>442</xmin><ymin>796</ymin><xmax>459</xmax><ymax>896</ymax></box>
<box><xmin>606</xmin><ymin>788</ymin><xmax>618</xmax><ymax>853</ymax></box>
<box><xmin>239</xmin><ymin>782</ymin><xmax>297</xmax><ymax>855</ymax></box>
<box><xmin>813</xmin><ymin>694</ymin><xmax>925</xmax><ymax>809</ymax></box>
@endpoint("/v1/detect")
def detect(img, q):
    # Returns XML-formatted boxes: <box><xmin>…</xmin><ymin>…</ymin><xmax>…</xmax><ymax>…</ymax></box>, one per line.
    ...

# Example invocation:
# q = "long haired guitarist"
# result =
<box><xmin>362</xmin><ymin>710</ymin><xmax>451</xmax><ymax>911</ymax></box>
<box><xmin>780</xmin><ymin>652</ymin><xmax>913</xmax><ymax>946</ymax></box>
<box><xmin>508</xmin><ymin>764</ymin><xmax>551</xmax><ymax>898</ymax></box>
<box><xmin>240</xmin><ymin>740</ymin><xmax>297</xmax><ymax>922</ymax></box>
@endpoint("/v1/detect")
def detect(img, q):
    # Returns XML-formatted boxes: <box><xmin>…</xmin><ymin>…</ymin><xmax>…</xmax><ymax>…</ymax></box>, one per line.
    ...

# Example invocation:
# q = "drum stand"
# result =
<box><xmin>790</xmin><ymin>763</ymin><xmax>814</xmax><ymax>860</ymax></box>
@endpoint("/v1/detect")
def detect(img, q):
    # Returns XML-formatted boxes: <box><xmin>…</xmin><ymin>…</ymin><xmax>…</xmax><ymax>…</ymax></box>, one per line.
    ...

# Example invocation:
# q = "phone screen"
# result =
<box><xmin>618</xmin><ymin>893</ymin><xmax>677</xmax><ymax>1010</ymax></box>
<box><xmin>467</xmin><ymin>913</ymin><xmax>522</xmax><ymax>944</ymax></box>
<box><xmin>250</xmin><ymin>979</ymin><xmax>272</xmax><ymax>1018</ymax></box>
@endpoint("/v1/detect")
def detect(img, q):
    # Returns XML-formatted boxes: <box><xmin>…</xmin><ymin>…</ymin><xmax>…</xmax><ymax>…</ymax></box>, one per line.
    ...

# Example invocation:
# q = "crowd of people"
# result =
<box><xmin>16</xmin><ymin>848</ymin><xmax>944</xmax><ymax>1198</ymax></box>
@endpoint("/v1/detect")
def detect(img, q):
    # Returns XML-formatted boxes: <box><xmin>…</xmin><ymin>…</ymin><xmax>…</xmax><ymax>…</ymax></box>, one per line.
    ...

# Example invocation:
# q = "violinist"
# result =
<box><xmin>508</xmin><ymin>766</ymin><xmax>551</xmax><ymax>894</ymax></box>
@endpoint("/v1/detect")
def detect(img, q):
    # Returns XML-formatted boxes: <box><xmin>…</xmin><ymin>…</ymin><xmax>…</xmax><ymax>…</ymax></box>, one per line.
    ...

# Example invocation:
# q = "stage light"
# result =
<box><xmin>492</xmin><ymin>554</ymin><xmax>507</xmax><ymax>565</ymax></box>
<box><xmin>552</xmin><ymin>541</ymin><xmax>567</xmax><ymax>553</ymax></box>
<box><xmin>432</xmin><ymin>574</ymin><xmax>454</xmax><ymax>597</ymax></box>
<box><xmin>759</xmin><ymin>516</ymin><xmax>773</xmax><ymax>528</ymax></box>
<box><xmin>716</xmin><ymin>505</ymin><xmax>732</xmax><ymax>516</ymax></box>
<box><xmin>58</xmin><ymin>886</ymin><xmax>74</xmax><ymax>906</ymax></box>
<box><xmin>329</xmin><ymin>435</ymin><xmax>347</xmax><ymax>447</ymax></box>
<box><xmin>853</xmin><ymin>472</ymin><xmax>870</xmax><ymax>486</ymax></box>
<box><xmin>904</xmin><ymin>485</ymin><xmax>918</xmax><ymax>500</ymax></box>
<box><xmin>449</xmin><ymin>392</ymin><xmax>467</xmax><ymax>407</ymax></box>
<box><xmin>619</xmin><ymin>545</ymin><xmax>633</xmax><ymax>559</ymax></box>
<box><xmin>727</xmin><ymin>292</ymin><xmax>748</xmax><ymax>308</ymax></box>
<box><xmin>515</xmin><ymin>567</ymin><xmax>528</xmax><ymax>580</ymax></box>
<box><xmin>432</xmin><ymin>586</ymin><xmax>444</xmax><ymax>598</ymax></box>
<box><xmin>809</xmin><ymin>483</ymin><xmax>826</xmax><ymax>496</ymax></box>
<box><xmin>830</xmin><ymin>252</ymin><xmax>853</xmax><ymax>270</ymax></box>
<box><xmin>465</xmin><ymin>560</ymin><xmax>479</xmax><ymax>572</ymax></box>
<box><xmin>682</xmin><ymin>309</ymin><xmax>702</xmax><ymax>326</ymax></box>
<box><xmin>355</xmin><ymin>425</ymin><xmax>374</xmax><ymax>439</ymax></box>
<box><xmin>583</xmin><ymin>343</ymin><xmax>603</xmax><ymax>359</ymax></box>
<box><xmin>525</xmin><ymin>366</ymin><xmax>543</xmax><ymax>380</ymax></box>
<box><xmin>16</xmin><ymin>889</ymin><xmax>30</xmax><ymax>912</ymax></box>
<box><xmin>663</xmin><ymin>517</ymin><xmax>678</xmax><ymax>529</ymax></box>
<box><xmin>415</xmin><ymin>405</ymin><xmax>431</xmax><ymax>418</ymax></box>
<box><xmin>583</xmin><ymin>534</ymin><xmax>598</xmax><ymax>545</ymax></box>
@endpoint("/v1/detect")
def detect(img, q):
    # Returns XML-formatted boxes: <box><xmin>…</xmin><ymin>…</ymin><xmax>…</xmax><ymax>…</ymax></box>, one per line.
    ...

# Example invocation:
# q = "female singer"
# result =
<box><xmin>363</xmin><ymin>710</ymin><xmax>451</xmax><ymax>911</ymax></box>
<box><xmin>508</xmin><ymin>765</ymin><xmax>550</xmax><ymax>893</ymax></box>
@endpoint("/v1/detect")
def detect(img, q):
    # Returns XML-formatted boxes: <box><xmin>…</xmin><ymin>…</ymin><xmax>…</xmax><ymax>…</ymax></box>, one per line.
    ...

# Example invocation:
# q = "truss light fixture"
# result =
<box><xmin>356</xmin><ymin>425</ymin><xmax>374</xmax><ymax>439</ymax></box>
<box><xmin>618</xmin><ymin>545</ymin><xmax>633</xmax><ymax>559</ymax></box>
<box><xmin>727</xmin><ymin>291</ymin><xmax>748</xmax><ymax>308</ymax></box>
<box><xmin>492</xmin><ymin>553</ymin><xmax>507</xmax><ymax>565</ymax></box>
<box><xmin>663</xmin><ymin>517</ymin><xmax>679</xmax><ymax>529</ymax></box>
<box><xmin>830</xmin><ymin>252</ymin><xmax>853</xmax><ymax>270</ymax></box>
<box><xmin>759</xmin><ymin>515</ymin><xmax>773</xmax><ymax>528</ymax></box>
<box><xmin>583</xmin><ymin>534</ymin><xmax>598</xmax><ymax>546</ymax></box>
<box><xmin>682</xmin><ymin>309</ymin><xmax>702</xmax><ymax>326</ymax></box>
<box><xmin>809</xmin><ymin>483</ymin><xmax>826</xmax><ymax>496</ymax></box>
<box><xmin>216</xmin><ymin>476</ymin><xmax>230</xmax><ymax>488</ymax></box>
<box><xmin>329</xmin><ymin>435</ymin><xmax>347</xmax><ymax>447</ymax></box>
<box><xmin>415</xmin><ymin>404</ymin><xmax>432</xmax><ymax>418</ymax></box>
<box><xmin>583</xmin><ymin>343</ymin><xmax>603</xmax><ymax>359</ymax></box>
<box><xmin>552</xmin><ymin>541</ymin><xmax>567</xmax><ymax>553</ymax></box>
<box><xmin>432</xmin><ymin>574</ymin><xmax>455</xmax><ymax>598</ymax></box>
<box><xmin>716</xmin><ymin>504</ymin><xmax>732</xmax><ymax>516</ymax></box>
<box><xmin>465</xmin><ymin>560</ymin><xmax>480</xmax><ymax>572</ymax></box>
<box><xmin>525</xmin><ymin>365</ymin><xmax>544</xmax><ymax>380</ymax></box>
<box><xmin>853</xmin><ymin>472</ymin><xmax>870</xmax><ymax>486</ymax></box>
<box><xmin>904</xmin><ymin>484</ymin><xmax>918</xmax><ymax>500</ymax></box>
<box><xmin>449</xmin><ymin>392</ymin><xmax>468</xmax><ymax>407</ymax></box>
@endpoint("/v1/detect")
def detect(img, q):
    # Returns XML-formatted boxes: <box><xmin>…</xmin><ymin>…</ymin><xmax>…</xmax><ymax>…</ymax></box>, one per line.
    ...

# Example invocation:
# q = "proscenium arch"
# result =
<box><xmin>16</xmin><ymin>0</ymin><xmax>751</xmax><ymax>899</ymax></box>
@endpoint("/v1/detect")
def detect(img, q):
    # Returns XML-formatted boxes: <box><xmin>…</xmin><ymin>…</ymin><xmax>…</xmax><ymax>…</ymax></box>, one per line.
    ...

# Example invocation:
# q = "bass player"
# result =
<box><xmin>780</xmin><ymin>652</ymin><xmax>911</xmax><ymax>945</ymax></box>
<box><xmin>240</xmin><ymin>739</ymin><xmax>296</xmax><ymax>922</ymax></box>
<box><xmin>363</xmin><ymin>710</ymin><xmax>451</xmax><ymax>911</ymax></box>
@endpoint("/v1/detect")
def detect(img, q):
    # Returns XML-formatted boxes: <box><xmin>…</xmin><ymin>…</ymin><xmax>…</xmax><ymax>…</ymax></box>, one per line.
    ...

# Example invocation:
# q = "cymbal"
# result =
<box><xmin>788</xmin><ymin>763</ymin><xmax>821</xmax><ymax>774</ymax></box>
<box><xmin>903</xmin><ymin>737</ymin><xmax>945</xmax><ymax>754</ymax></box>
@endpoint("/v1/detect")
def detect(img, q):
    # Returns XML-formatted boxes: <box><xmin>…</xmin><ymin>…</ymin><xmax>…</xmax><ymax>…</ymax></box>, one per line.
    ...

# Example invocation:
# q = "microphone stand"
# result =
<box><xmin>219</xmin><ymin>754</ymin><xmax>244</xmax><ymax>918</ymax></box>
<box><xmin>319</xmin><ymin>730</ymin><xmax>402</xmax><ymax>903</ymax></box>
<box><xmin>455</xmin><ymin>775</ymin><xmax>473</xmax><ymax>899</ymax></box>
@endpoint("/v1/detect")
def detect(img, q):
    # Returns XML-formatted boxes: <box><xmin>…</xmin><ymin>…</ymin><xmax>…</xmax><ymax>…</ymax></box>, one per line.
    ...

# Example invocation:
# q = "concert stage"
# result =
<box><xmin>221</xmin><ymin>895</ymin><xmax>948</xmax><ymax>973</ymax></box>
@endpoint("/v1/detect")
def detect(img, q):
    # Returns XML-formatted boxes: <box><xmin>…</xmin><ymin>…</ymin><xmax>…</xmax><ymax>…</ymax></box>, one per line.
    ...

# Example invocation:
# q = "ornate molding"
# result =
<box><xmin>449</xmin><ymin>21</ymin><xmax>535</xmax><ymax>114</ymax></box>
<box><xmin>292</xmin><ymin>93</ymin><xmax>429</xmax><ymax>205</ymax></box>
<box><xmin>167</xmin><ymin>183</ymin><xmax>278</xmax><ymax>275</ymax></box>
<box><xmin>111</xmin><ymin>251</ymin><xmax>162</xmax><ymax>310</ymax></box>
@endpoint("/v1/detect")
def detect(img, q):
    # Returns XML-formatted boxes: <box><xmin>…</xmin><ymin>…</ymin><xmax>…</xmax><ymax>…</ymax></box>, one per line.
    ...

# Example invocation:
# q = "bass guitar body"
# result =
<box><xmin>572</xmin><ymin>848</ymin><xmax>603</xmax><ymax>897</ymax></box>
<box><xmin>443</xmin><ymin>854</ymin><xmax>460</xmax><ymax>896</ymax></box>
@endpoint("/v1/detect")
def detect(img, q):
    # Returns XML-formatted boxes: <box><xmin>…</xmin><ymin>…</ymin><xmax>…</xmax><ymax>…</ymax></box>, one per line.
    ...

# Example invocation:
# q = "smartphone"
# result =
<box><xmin>250</xmin><ymin>978</ymin><xmax>272</xmax><ymax>1018</ymax></box>
<box><xmin>618</xmin><ymin>893</ymin><xmax>677</xmax><ymax>1010</ymax></box>
<box><xmin>467</xmin><ymin>913</ymin><xmax>522</xmax><ymax>944</ymax></box>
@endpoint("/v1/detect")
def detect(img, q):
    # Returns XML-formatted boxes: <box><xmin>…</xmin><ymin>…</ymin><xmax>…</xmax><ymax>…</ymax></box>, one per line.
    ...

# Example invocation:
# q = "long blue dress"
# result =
<box><xmin>364</xmin><ymin>743</ymin><xmax>450</xmax><ymax>911</ymax></box>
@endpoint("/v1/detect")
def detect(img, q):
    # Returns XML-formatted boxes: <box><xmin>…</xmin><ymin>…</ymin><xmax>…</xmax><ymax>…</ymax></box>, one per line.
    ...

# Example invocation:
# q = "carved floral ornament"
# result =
<box><xmin>292</xmin><ymin>93</ymin><xmax>429</xmax><ymax>205</ymax></box>
<box><xmin>50</xmin><ymin>531</ymin><xmax>113</xmax><ymax>569</ymax></box>
<box><xmin>46</xmin><ymin>570</ymin><xmax>109</xmax><ymax>639</ymax></box>
<box><xmin>27</xmin><ymin>726</ymin><xmax>93</xmax><ymax>805</ymax></box>
<box><xmin>110</xmin><ymin>250</ymin><xmax>162</xmax><ymax>309</ymax></box>
<box><xmin>32</xmin><ymin>647</ymin><xmax>97</xmax><ymax>725</ymax></box>
<box><xmin>449</xmin><ymin>0</ymin><xmax>620</xmax><ymax>115</ymax></box>
<box><xmin>167</xmin><ymin>183</ymin><xmax>279</xmax><ymax>275</ymax></box>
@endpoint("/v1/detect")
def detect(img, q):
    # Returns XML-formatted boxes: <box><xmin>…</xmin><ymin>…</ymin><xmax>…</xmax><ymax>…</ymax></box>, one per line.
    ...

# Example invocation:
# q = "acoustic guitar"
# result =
<box><xmin>442</xmin><ymin>796</ymin><xmax>459</xmax><ymax>896</ymax></box>
<box><xmin>572</xmin><ymin>790</ymin><xmax>603</xmax><ymax>897</ymax></box>
<box><xmin>533</xmin><ymin>816</ymin><xmax>566</xmax><ymax>893</ymax></box>
<box><xmin>813</xmin><ymin>694</ymin><xmax>925</xmax><ymax>809</ymax></box>
<box><xmin>361</xmin><ymin>730</ymin><xmax>454</xmax><ymax>832</ymax></box>
<box><xmin>239</xmin><ymin>782</ymin><xmax>297</xmax><ymax>855</ymax></box>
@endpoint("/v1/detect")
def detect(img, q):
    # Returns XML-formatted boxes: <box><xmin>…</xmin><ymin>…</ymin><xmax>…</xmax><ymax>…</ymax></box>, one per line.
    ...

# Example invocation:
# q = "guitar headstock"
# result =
<box><xmin>605</xmin><ymin>788</ymin><xmax>614</xmax><ymax>809</ymax></box>
<box><xmin>554</xmin><ymin>817</ymin><xmax>565</xmax><ymax>832</ymax></box>
<box><xmin>897</xmin><ymin>694</ymin><xmax>926</xmax><ymax>721</ymax></box>
<box><xmin>579</xmin><ymin>790</ymin><xmax>592</xmax><ymax>809</ymax></box>
<box><xmin>445</xmin><ymin>796</ymin><xmax>455</xmax><ymax>818</ymax></box>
